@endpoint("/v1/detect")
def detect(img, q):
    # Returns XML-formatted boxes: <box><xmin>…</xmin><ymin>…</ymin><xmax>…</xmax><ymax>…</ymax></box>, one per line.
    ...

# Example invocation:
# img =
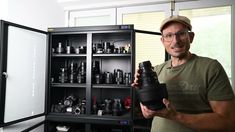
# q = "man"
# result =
<box><xmin>132</xmin><ymin>15</ymin><xmax>235</xmax><ymax>132</ymax></box>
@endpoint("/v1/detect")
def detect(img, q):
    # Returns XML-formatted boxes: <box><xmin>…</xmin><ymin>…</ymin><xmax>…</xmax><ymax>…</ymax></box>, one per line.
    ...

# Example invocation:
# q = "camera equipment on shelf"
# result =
<box><xmin>69</xmin><ymin>62</ymin><xmax>77</xmax><ymax>83</ymax></box>
<box><xmin>124</xmin><ymin>72</ymin><xmax>131</xmax><ymax>85</ymax></box>
<box><xmin>64</xmin><ymin>95</ymin><xmax>77</xmax><ymax>107</ymax></box>
<box><xmin>92</xmin><ymin>96</ymin><xmax>98</xmax><ymax>115</ymax></box>
<box><xmin>77</xmin><ymin>61</ymin><xmax>86</xmax><ymax>83</ymax></box>
<box><xmin>51</xmin><ymin>95</ymin><xmax>129</xmax><ymax>116</ymax></box>
<box><xmin>56</xmin><ymin>125</ymin><xmax>70</xmax><ymax>132</ymax></box>
<box><xmin>77</xmin><ymin>46</ymin><xmax>86</xmax><ymax>54</ymax></box>
<box><xmin>112</xmin><ymin>98</ymin><xmax>123</xmax><ymax>116</ymax></box>
<box><xmin>56</xmin><ymin>42</ymin><xmax>64</xmax><ymax>54</ymax></box>
<box><xmin>103</xmin><ymin>41</ymin><xmax>110</xmax><ymax>53</ymax></box>
<box><xmin>104</xmin><ymin>99</ymin><xmax>113</xmax><ymax>115</ymax></box>
<box><xmin>124</xmin><ymin>96</ymin><xmax>131</xmax><ymax>111</ymax></box>
<box><xmin>73</xmin><ymin>46</ymin><xmax>87</xmax><ymax>54</ymax></box>
<box><xmin>58</xmin><ymin>61</ymin><xmax>86</xmax><ymax>84</ymax></box>
<box><xmin>51</xmin><ymin>95</ymin><xmax>86</xmax><ymax>115</ymax></box>
<box><xmin>92</xmin><ymin>97</ymin><xmax>127</xmax><ymax>116</ymax></box>
<box><xmin>104</xmin><ymin>72</ymin><xmax>113</xmax><ymax>84</ymax></box>
<box><xmin>114</xmin><ymin>69</ymin><xmax>123</xmax><ymax>84</ymax></box>
<box><xmin>51</xmin><ymin>102</ymin><xmax>66</xmax><ymax>113</ymax></box>
<box><xmin>95</xmin><ymin>74</ymin><xmax>103</xmax><ymax>84</ymax></box>
<box><xmin>59</xmin><ymin>68</ymin><xmax>68</xmax><ymax>83</ymax></box>
<box><xmin>66</xmin><ymin>45</ymin><xmax>72</xmax><ymax>54</ymax></box>
<box><xmin>55</xmin><ymin>41</ymin><xmax>87</xmax><ymax>54</ymax></box>
<box><xmin>91</xmin><ymin>63</ymin><xmax>131</xmax><ymax>85</ymax></box>
<box><xmin>92</xmin><ymin>41</ymin><xmax>131</xmax><ymax>54</ymax></box>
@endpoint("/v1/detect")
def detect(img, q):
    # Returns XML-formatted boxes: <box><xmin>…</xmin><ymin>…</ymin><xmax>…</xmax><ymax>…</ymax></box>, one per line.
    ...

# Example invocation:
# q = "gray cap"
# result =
<box><xmin>160</xmin><ymin>15</ymin><xmax>192</xmax><ymax>32</ymax></box>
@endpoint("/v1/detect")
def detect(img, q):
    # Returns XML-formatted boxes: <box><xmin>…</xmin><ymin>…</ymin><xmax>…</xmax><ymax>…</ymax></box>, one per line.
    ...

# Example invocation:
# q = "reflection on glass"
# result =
<box><xmin>122</xmin><ymin>12</ymin><xmax>165</xmax><ymax>67</ymax></box>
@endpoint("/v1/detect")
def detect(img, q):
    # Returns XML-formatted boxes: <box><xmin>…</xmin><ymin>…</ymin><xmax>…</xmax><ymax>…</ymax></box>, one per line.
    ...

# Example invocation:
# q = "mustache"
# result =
<box><xmin>170</xmin><ymin>41</ymin><xmax>191</xmax><ymax>48</ymax></box>
<box><xmin>171</xmin><ymin>43</ymin><xmax>184</xmax><ymax>48</ymax></box>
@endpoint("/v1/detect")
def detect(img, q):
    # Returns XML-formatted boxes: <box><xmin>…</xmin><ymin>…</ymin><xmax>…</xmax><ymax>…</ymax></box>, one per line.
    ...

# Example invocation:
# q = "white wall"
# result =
<box><xmin>0</xmin><ymin>0</ymin><xmax>65</xmax><ymax>31</ymax></box>
<box><xmin>0</xmin><ymin>0</ymin><xmax>64</xmax><ymax>131</ymax></box>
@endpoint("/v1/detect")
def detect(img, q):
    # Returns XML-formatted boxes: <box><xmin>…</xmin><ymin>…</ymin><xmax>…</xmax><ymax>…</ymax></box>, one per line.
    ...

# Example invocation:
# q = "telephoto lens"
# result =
<box><xmin>137</xmin><ymin>60</ymin><xmax>168</xmax><ymax>111</ymax></box>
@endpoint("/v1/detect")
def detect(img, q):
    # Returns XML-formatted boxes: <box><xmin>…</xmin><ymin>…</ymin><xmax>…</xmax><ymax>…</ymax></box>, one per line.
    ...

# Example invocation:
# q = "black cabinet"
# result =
<box><xmin>0</xmin><ymin>20</ymin><xmax>162</xmax><ymax>132</ymax></box>
<box><xmin>46</xmin><ymin>25</ymin><xmax>135</xmax><ymax>132</ymax></box>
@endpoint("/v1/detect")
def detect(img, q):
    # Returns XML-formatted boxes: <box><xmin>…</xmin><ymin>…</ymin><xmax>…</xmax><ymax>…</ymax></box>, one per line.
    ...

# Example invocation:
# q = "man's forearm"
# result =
<box><xmin>174</xmin><ymin>112</ymin><xmax>234</xmax><ymax>132</ymax></box>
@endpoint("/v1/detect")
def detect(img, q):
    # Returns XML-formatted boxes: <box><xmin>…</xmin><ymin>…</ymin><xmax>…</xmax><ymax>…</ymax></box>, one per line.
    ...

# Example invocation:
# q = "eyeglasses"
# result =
<box><xmin>162</xmin><ymin>30</ymin><xmax>190</xmax><ymax>42</ymax></box>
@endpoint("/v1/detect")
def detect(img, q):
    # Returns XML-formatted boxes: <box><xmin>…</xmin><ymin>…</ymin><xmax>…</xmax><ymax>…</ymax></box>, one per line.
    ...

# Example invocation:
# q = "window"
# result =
<box><xmin>67</xmin><ymin>0</ymin><xmax>234</xmax><ymax>89</ymax></box>
<box><xmin>117</xmin><ymin>4</ymin><xmax>169</xmax><ymax>67</ymax></box>
<box><xmin>69</xmin><ymin>8</ymin><xmax>116</xmax><ymax>26</ymax></box>
<box><xmin>122</xmin><ymin>12</ymin><xmax>165</xmax><ymax>67</ymax></box>
<box><xmin>179</xmin><ymin>6</ymin><xmax>232</xmax><ymax>83</ymax></box>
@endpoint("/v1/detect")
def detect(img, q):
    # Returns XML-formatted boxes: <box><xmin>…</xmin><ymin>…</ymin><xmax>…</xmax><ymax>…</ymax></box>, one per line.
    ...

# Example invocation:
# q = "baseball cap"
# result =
<box><xmin>160</xmin><ymin>15</ymin><xmax>192</xmax><ymax>32</ymax></box>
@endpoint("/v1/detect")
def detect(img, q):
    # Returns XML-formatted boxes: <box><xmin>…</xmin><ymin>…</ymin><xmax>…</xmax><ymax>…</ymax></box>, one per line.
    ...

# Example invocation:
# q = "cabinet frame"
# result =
<box><xmin>47</xmin><ymin>25</ymin><xmax>135</xmax><ymax>130</ymax></box>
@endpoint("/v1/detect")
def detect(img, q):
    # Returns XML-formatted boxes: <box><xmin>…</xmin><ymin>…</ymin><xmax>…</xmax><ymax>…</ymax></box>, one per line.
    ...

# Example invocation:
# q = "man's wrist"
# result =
<box><xmin>173</xmin><ymin>111</ymin><xmax>182</xmax><ymax>121</ymax></box>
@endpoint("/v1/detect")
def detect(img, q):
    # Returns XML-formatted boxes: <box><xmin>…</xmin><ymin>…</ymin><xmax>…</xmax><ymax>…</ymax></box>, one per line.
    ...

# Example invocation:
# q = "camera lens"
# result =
<box><xmin>56</xmin><ymin>42</ymin><xmax>64</xmax><ymax>54</ymax></box>
<box><xmin>73</xmin><ymin>105</ymin><xmax>81</xmax><ymax>115</ymax></box>
<box><xmin>138</xmin><ymin>61</ymin><xmax>168</xmax><ymax>110</ymax></box>
<box><xmin>105</xmin><ymin>72</ymin><xmax>113</xmax><ymax>84</ymax></box>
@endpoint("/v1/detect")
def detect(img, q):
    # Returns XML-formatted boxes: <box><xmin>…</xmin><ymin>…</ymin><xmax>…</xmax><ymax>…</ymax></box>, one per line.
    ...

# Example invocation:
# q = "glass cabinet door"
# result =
<box><xmin>0</xmin><ymin>21</ymin><xmax>48</xmax><ymax>126</ymax></box>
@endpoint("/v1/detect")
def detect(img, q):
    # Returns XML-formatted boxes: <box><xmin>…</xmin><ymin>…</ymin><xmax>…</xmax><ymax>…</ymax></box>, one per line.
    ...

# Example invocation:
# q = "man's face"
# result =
<box><xmin>161</xmin><ymin>23</ymin><xmax>194</xmax><ymax>59</ymax></box>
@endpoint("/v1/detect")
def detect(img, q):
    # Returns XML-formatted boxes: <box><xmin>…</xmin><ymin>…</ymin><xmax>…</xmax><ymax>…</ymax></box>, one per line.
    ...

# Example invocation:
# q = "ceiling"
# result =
<box><xmin>57</xmin><ymin>0</ymin><xmax>197</xmax><ymax>11</ymax></box>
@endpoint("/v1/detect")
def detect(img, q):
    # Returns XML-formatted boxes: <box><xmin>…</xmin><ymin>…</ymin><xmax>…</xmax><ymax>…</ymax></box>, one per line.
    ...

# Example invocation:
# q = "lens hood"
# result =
<box><xmin>138</xmin><ymin>83</ymin><xmax>167</xmax><ymax>110</ymax></box>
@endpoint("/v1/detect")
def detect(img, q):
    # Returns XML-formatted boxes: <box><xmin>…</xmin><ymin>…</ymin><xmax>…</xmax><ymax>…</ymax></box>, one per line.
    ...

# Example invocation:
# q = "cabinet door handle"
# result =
<box><xmin>2</xmin><ymin>72</ymin><xmax>8</xmax><ymax>78</ymax></box>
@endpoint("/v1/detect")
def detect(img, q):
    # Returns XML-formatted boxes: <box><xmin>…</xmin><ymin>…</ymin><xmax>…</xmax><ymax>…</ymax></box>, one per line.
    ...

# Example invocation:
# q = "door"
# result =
<box><xmin>133</xmin><ymin>29</ymin><xmax>165</xmax><ymax>132</ymax></box>
<box><xmin>0</xmin><ymin>20</ymin><xmax>48</xmax><ymax>127</ymax></box>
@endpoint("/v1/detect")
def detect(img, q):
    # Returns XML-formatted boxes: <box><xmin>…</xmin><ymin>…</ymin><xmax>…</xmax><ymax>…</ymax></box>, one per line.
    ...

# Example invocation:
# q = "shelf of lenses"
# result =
<box><xmin>91</xmin><ymin>41</ymin><xmax>132</xmax><ymax>88</ymax></box>
<box><xmin>90</xmin><ymin>95</ymin><xmax>132</xmax><ymax>118</ymax></box>
<box><xmin>49</xmin><ymin>93</ymin><xmax>132</xmax><ymax>119</ymax></box>
<box><xmin>92</xmin><ymin>42</ymin><xmax>131</xmax><ymax>57</ymax></box>
<box><xmin>50</xmin><ymin>42</ymin><xmax>87</xmax><ymax>86</ymax></box>
<box><xmin>89</xmin><ymin>41</ymin><xmax>132</xmax><ymax>119</ymax></box>
<box><xmin>51</xmin><ymin>42</ymin><xmax>87</xmax><ymax>57</ymax></box>
<box><xmin>91</xmin><ymin>60</ymin><xmax>132</xmax><ymax>88</ymax></box>
<box><xmin>51</xmin><ymin>60</ymin><xmax>87</xmax><ymax>87</ymax></box>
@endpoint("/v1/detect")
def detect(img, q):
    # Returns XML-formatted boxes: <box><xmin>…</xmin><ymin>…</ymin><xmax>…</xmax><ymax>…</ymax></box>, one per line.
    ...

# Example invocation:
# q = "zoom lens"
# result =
<box><xmin>138</xmin><ymin>61</ymin><xmax>168</xmax><ymax>110</ymax></box>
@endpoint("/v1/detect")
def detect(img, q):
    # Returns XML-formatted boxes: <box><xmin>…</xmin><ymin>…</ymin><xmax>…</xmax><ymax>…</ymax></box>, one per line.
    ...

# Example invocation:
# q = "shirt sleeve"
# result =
<box><xmin>207</xmin><ymin>60</ymin><xmax>234</xmax><ymax>101</ymax></box>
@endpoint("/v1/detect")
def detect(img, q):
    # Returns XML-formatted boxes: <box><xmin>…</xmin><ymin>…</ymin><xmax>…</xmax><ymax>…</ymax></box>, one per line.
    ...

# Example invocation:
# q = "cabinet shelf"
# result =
<box><xmin>93</xmin><ymin>53</ymin><xmax>131</xmax><ymax>57</ymax></box>
<box><xmin>133</xmin><ymin>125</ymin><xmax>151</xmax><ymax>130</ymax></box>
<box><xmin>92</xmin><ymin>84</ymin><xmax>131</xmax><ymax>89</ymax></box>
<box><xmin>46</xmin><ymin>113</ymin><xmax>132</xmax><ymax>126</ymax></box>
<box><xmin>51</xmin><ymin>83</ymin><xmax>86</xmax><ymax>88</ymax></box>
<box><xmin>52</xmin><ymin>53</ymin><xmax>86</xmax><ymax>57</ymax></box>
<box><xmin>51</xmin><ymin>83</ymin><xmax>131</xmax><ymax>89</ymax></box>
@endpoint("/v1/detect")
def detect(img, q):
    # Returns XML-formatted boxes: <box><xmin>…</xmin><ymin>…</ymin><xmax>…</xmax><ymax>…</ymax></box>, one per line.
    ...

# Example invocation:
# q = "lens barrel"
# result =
<box><xmin>138</xmin><ymin>61</ymin><xmax>168</xmax><ymax>110</ymax></box>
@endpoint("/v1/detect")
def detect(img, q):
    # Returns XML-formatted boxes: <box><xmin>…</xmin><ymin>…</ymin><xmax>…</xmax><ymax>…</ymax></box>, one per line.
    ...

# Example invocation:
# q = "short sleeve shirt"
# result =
<box><xmin>151</xmin><ymin>54</ymin><xmax>234</xmax><ymax>132</ymax></box>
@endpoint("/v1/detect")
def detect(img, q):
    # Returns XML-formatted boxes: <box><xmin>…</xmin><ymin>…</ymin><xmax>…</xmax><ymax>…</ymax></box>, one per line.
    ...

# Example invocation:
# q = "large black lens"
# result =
<box><xmin>137</xmin><ymin>61</ymin><xmax>168</xmax><ymax>110</ymax></box>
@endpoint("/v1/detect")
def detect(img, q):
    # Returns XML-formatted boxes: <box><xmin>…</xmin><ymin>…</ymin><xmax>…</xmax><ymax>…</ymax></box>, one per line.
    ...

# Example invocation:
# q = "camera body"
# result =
<box><xmin>137</xmin><ymin>61</ymin><xmax>168</xmax><ymax>111</ymax></box>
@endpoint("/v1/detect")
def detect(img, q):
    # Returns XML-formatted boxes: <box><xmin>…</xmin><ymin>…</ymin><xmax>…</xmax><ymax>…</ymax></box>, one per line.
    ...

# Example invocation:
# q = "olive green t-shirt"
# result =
<box><xmin>151</xmin><ymin>54</ymin><xmax>234</xmax><ymax>132</ymax></box>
